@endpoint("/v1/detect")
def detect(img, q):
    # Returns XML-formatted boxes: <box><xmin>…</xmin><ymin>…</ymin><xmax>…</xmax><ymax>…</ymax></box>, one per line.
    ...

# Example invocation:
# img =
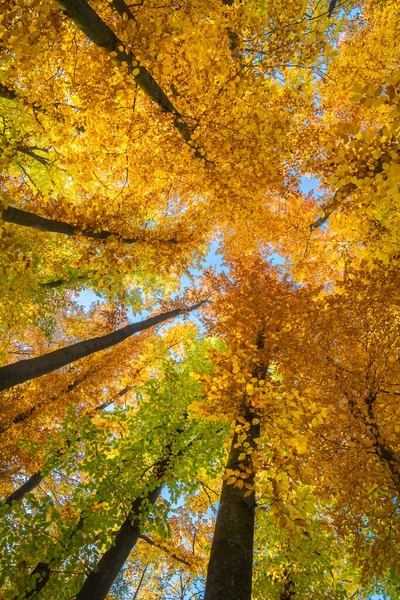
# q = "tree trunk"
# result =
<box><xmin>75</xmin><ymin>487</ymin><xmax>162</xmax><ymax>600</ymax></box>
<box><xmin>40</xmin><ymin>275</ymin><xmax>87</xmax><ymax>288</ymax></box>
<box><xmin>4</xmin><ymin>472</ymin><xmax>44</xmax><ymax>506</ymax></box>
<box><xmin>0</xmin><ymin>84</ymin><xmax>17</xmax><ymax>101</ymax></box>
<box><xmin>12</xmin><ymin>422</ymin><xmax>189</xmax><ymax>599</ymax></box>
<box><xmin>0</xmin><ymin>302</ymin><xmax>204</xmax><ymax>392</ymax></box>
<box><xmin>74</xmin><ymin>428</ymin><xmax>186</xmax><ymax>600</ymax></box>
<box><xmin>55</xmin><ymin>0</ymin><xmax>203</xmax><ymax>157</ymax></box>
<box><xmin>204</xmin><ymin>412</ymin><xmax>260</xmax><ymax>600</ymax></box>
<box><xmin>365</xmin><ymin>394</ymin><xmax>400</xmax><ymax>495</ymax></box>
<box><xmin>12</xmin><ymin>520</ymin><xmax>85</xmax><ymax>600</ymax></box>
<box><xmin>0</xmin><ymin>366</ymin><xmax>97</xmax><ymax>434</ymax></box>
<box><xmin>347</xmin><ymin>391</ymin><xmax>400</xmax><ymax>495</ymax></box>
<box><xmin>24</xmin><ymin>562</ymin><xmax>52</xmax><ymax>599</ymax></box>
<box><xmin>1</xmin><ymin>206</ymin><xmax>179</xmax><ymax>245</ymax></box>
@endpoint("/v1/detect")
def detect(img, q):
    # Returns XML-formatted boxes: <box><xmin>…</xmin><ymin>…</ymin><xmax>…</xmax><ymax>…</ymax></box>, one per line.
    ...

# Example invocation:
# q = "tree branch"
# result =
<box><xmin>1</xmin><ymin>206</ymin><xmax>178</xmax><ymax>245</ymax></box>
<box><xmin>139</xmin><ymin>534</ymin><xmax>191</xmax><ymax>567</ymax></box>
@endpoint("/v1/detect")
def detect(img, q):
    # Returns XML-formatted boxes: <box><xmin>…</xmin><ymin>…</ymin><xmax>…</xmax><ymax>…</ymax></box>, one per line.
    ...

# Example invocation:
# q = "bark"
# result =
<box><xmin>309</xmin><ymin>183</ymin><xmax>357</xmax><ymax>230</ymax></box>
<box><xmin>280</xmin><ymin>573</ymin><xmax>295</xmax><ymax>600</ymax></box>
<box><xmin>328</xmin><ymin>0</ymin><xmax>338</xmax><ymax>17</ymax></box>
<box><xmin>4</xmin><ymin>472</ymin><xmax>44</xmax><ymax>506</ymax></box>
<box><xmin>0</xmin><ymin>84</ymin><xmax>17</xmax><ymax>101</ymax></box>
<box><xmin>12</xmin><ymin>519</ymin><xmax>85</xmax><ymax>600</ymax></box>
<box><xmin>14</xmin><ymin>145</ymin><xmax>50</xmax><ymax>166</ymax></box>
<box><xmin>0</xmin><ymin>367</ymin><xmax>97</xmax><ymax>434</ymax></box>
<box><xmin>132</xmin><ymin>566</ymin><xmax>148</xmax><ymax>600</ymax></box>
<box><xmin>75</xmin><ymin>486</ymin><xmax>163</xmax><ymax>600</ymax></box>
<box><xmin>24</xmin><ymin>562</ymin><xmax>52</xmax><ymax>600</ymax></box>
<box><xmin>55</xmin><ymin>0</ymin><xmax>204</xmax><ymax>158</ymax></box>
<box><xmin>139</xmin><ymin>534</ymin><xmax>191</xmax><ymax>567</ymax></box>
<box><xmin>365</xmin><ymin>394</ymin><xmax>400</xmax><ymax>494</ymax></box>
<box><xmin>222</xmin><ymin>0</ymin><xmax>240</xmax><ymax>56</ymax></box>
<box><xmin>40</xmin><ymin>276</ymin><xmax>87</xmax><ymax>289</ymax></box>
<box><xmin>347</xmin><ymin>391</ymin><xmax>400</xmax><ymax>495</ymax></box>
<box><xmin>109</xmin><ymin>0</ymin><xmax>135</xmax><ymax>21</ymax></box>
<box><xmin>310</xmin><ymin>153</ymin><xmax>388</xmax><ymax>230</ymax></box>
<box><xmin>11</xmin><ymin>419</ymin><xmax>187</xmax><ymax>600</ymax></box>
<box><xmin>0</xmin><ymin>302</ymin><xmax>204</xmax><ymax>392</ymax></box>
<box><xmin>204</xmin><ymin>411</ymin><xmax>260</xmax><ymax>600</ymax></box>
<box><xmin>2</xmin><ymin>206</ymin><xmax>179</xmax><ymax>244</ymax></box>
<box><xmin>74</xmin><ymin>427</ymin><xmax>186</xmax><ymax>600</ymax></box>
<box><xmin>0</xmin><ymin>83</ymin><xmax>85</xmax><ymax>132</ymax></box>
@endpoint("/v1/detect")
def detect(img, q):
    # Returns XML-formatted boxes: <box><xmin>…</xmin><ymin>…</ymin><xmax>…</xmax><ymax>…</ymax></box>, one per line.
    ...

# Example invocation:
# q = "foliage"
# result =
<box><xmin>0</xmin><ymin>0</ymin><xmax>399</xmax><ymax>598</ymax></box>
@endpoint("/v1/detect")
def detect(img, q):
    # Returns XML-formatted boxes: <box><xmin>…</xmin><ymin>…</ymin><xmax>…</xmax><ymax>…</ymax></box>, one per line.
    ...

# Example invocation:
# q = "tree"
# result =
<box><xmin>1</xmin><ymin>0</ymin><xmax>400</xmax><ymax>598</ymax></box>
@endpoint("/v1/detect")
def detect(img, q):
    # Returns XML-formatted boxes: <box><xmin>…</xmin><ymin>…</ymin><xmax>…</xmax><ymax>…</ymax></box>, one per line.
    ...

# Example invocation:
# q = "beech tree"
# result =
<box><xmin>1</xmin><ymin>0</ymin><xmax>400</xmax><ymax>598</ymax></box>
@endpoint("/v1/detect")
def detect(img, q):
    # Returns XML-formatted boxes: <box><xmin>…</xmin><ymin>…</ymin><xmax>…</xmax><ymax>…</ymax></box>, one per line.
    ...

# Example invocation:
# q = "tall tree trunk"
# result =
<box><xmin>40</xmin><ymin>275</ymin><xmax>88</xmax><ymax>289</ymax></box>
<box><xmin>365</xmin><ymin>393</ymin><xmax>400</xmax><ymax>494</ymax></box>
<box><xmin>73</xmin><ymin>430</ymin><xmax>186</xmax><ymax>600</ymax></box>
<box><xmin>14</xmin><ymin>425</ymin><xmax>189</xmax><ymax>599</ymax></box>
<box><xmin>347</xmin><ymin>391</ymin><xmax>400</xmax><ymax>495</ymax></box>
<box><xmin>75</xmin><ymin>487</ymin><xmax>163</xmax><ymax>600</ymax></box>
<box><xmin>0</xmin><ymin>367</ymin><xmax>98</xmax><ymax>434</ymax></box>
<box><xmin>55</xmin><ymin>0</ymin><xmax>204</xmax><ymax>158</ymax></box>
<box><xmin>4</xmin><ymin>472</ymin><xmax>44</xmax><ymax>507</ymax></box>
<box><xmin>132</xmin><ymin>566</ymin><xmax>148</xmax><ymax>600</ymax></box>
<box><xmin>1</xmin><ymin>206</ymin><xmax>177</xmax><ymax>245</ymax></box>
<box><xmin>0</xmin><ymin>302</ymin><xmax>204</xmax><ymax>392</ymax></box>
<box><xmin>204</xmin><ymin>411</ymin><xmax>260</xmax><ymax>600</ymax></box>
<box><xmin>12</xmin><ymin>519</ymin><xmax>85</xmax><ymax>600</ymax></box>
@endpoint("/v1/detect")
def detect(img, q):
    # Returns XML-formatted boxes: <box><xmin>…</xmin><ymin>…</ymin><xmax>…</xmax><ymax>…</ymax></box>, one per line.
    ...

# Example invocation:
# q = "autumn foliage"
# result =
<box><xmin>0</xmin><ymin>0</ymin><xmax>400</xmax><ymax>598</ymax></box>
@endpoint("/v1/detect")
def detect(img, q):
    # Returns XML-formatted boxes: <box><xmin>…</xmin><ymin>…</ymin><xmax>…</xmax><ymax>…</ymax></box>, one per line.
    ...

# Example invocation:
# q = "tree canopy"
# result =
<box><xmin>1</xmin><ymin>0</ymin><xmax>400</xmax><ymax>598</ymax></box>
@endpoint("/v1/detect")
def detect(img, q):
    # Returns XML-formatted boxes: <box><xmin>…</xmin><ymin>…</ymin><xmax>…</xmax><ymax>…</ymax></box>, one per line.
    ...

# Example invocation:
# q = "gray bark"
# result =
<box><xmin>55</xmin><ymin>0</ymin><xmax>204</xmax><ymax>158</ymax></box>
<box><xmin>204</xmin><ymin>413</ymin><xmax>260</xmax><ymax>600</ymax></box>
<box><xmin>74</xmin><ymin>426</ymin><xmax>187</xmax><ymax>600</ymax></box>
<box><xmin>75</xmin><ymin>486</ymin><xmax>163</xmax><ymax>600</ymax></box>
<box><xmin>2</xmin><ymin>206</ymin><xmax>179</xmax><ymax>244</ymax></box>
<box><xmin>0</xmin><ymin>302</ymin><xmax>204</xmax><ymax>392</ymax></box>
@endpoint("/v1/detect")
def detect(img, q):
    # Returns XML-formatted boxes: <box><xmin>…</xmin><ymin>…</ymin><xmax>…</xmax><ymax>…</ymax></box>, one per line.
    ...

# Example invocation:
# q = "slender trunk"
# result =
<box><xmin>4</xmin><ymin>472</ymin><xmax>44</xmax><ymax>506</ymax></box>
<box><xmin>14</xmin><ymin>145</ymin><xmax>50</xmax><ymax>166</ymax></box>
<box><xmin>75</xmin><ymin>486</ymin><xmax>163</xmax><ymax>600</ymax></box>
<box><xmin>2</xmin><ymin>206</ymin><xmax>177</xmax><ymax>245</ymax></box>
<box><xmin>347</xmin><ymin>391</ymin><xmax>400</xmax><ymax>495</ymax></box>
<box><xmin>3</xmin><ymin>386</ymin><xmax>130</xmax><ymax>505</ymax></box>
<box><xmin>12</xmin><ymin>519</ymin><xmax>85</xmax><ymax>600</ymax></box>
<box><xmin>0</xmin><ymin>366</ymin><xmax>99</xmax><ymax>434</ymax></box>
<box><xmin>0</xmin><ymin>83</ymin><xmax>85</xmax><ymax>132</ymax></box>
<box><xmin>138</xmin><ymin>534</ymin><xmax>191</xmax><ymax>567</ymax></box>
<box><xmin>204</xmin><ymin>412</ymin><xmax>260</xmax><ymax>600</ymax></box>
<box><xmin>24</xmin><ymin>563</ymin><xmax>52</xmax><ymax>600</ymax></box>
<box><xmin>0</xmin><ymin>84</ymin><xmax>17</xmax><ymax>101</ymax></box>
<box><xmin>109</xmin><ymin>0</ymin><xmax>135</xmax><ymax>21</ymax></box>
<box><xmin>310</xmin><ymin>152</ymin><xmax>388</xmax><ymax>229</ymax></box>
<box><xmin>280</xmin><ymin>572</ymin><xmax>295</xmax><ymax>600</ymax></box>
<box><xmin>365</xmin><ymin>394</ymin><xmax>400</xmax><ymax>494</ymax></box>
<box><xmin>40</xmin><ymin>276</ymin><xmax>87</xmax><ymax>289</ymax></box>
<box><xmin>13</xmin><ymin>423</ymin><xmax>189</xmax><ymax>599</ymax></box>
<box><xmin>74</xmin><ymin>428</ymin><xmax>186</xmax><ymax>600</ymax></box>
<box><xmin>55</xmin><ymin>0</ymin><xmax>204</xmax><ymax>158</ymax></box>
<box><xmin>132</xmin><ymin>566</ymin><xmax>148</xmax><ymax>600</ymax></box>
<box><xmin>0</xmin><ymin>302</ymin><xmax>204</xmax><ymax>392</ymax></box>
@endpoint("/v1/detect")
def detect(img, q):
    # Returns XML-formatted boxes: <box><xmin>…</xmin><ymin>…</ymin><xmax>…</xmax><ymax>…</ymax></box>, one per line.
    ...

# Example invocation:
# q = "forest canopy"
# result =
<box><xmin>1</xmin><ymin>0</ymin><xmax>400</xmax><ymax>598</ymax></box>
